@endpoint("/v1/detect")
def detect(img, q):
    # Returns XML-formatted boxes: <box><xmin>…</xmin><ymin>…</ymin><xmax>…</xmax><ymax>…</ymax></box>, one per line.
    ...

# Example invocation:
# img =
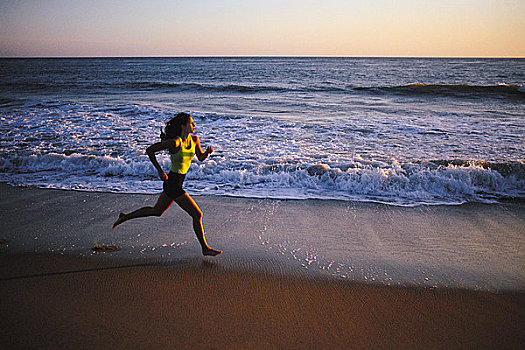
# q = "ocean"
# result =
<box><xmin>1</xmin><ymin>57</ymin><xmax>524</xmax><ymax>206</ymax></box>
<box><xmin>1</xmin><ymin>57</ymin><xmax>524</xmax><ymax>290</ymax></box>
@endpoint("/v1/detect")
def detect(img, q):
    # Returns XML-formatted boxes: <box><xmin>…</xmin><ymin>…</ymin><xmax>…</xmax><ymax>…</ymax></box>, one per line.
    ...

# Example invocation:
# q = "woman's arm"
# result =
<box><xmin>146</xmin><ymin>139</ymin><xmax>178</xmax><ymax>180</ymax></box>
<box><xmin>194</xmin><ymin>136</ymin><xmax>214</xmax><ymax>162</ymax></box>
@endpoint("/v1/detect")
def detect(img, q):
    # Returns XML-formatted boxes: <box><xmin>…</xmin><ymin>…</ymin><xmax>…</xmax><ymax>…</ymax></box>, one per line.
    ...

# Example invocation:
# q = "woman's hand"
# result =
<box><xmin>146</xmin><ymin>141</ymin><xmax>171</xmax><ymax>181</ymax></box>
<box><xmin>158</xmin><ymin>169</ymin><xmax>168</xmax><ymax>181</ymax></box>
<box><xmin>205</xmin><ymin>146</ymin><xmax>214</xmax><ymax>156</ymax></box>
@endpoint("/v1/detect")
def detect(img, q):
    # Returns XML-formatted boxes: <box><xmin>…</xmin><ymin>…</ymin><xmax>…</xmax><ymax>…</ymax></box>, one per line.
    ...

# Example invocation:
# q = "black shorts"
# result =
<box><xmin>163</xmin><ymin>172</ymin><xmax>186</xmax><ymax>200</ymax></box>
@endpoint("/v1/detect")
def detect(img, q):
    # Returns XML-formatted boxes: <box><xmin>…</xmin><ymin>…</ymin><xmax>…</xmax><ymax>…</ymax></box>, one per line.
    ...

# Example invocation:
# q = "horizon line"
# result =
<box><xmin>1</xmin><ymin>55</ymin><xmax>524</xmax><ymax>59</ymax></box>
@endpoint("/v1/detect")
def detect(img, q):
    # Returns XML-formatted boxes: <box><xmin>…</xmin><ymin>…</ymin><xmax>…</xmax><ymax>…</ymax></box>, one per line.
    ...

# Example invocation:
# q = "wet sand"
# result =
<box><xmin>1</xmin><ymin>183</ymin><xmax>524</xmax><ymax>348</ymax></box>
<box><xmin>1</xmin><ymin>253</ymin><xmax>524</xmax><ymax>350</ymax></box>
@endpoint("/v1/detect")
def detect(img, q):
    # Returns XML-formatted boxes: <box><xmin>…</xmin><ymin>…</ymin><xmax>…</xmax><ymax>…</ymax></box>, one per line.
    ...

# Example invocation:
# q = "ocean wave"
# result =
<box><xmin>190</xmin><ymin>159</ymin><xmax>525</xmax><ymax>205</ymax></box>
<box><xmin>353</xmin><ymin>84</ymin><xmax>525</xmax><ymax>99</ymax></box>
<box><xmin>127</xmin><ymin>81</ymin><xmax>525</xmax><ymax>98</ymax></box>
<box><xmin>422</xmin><ymin>159</ymin><xmax>525</xmax><ymax>178</ymax></box>
<box><xmin>129</xmin><ymin>82</ymin><xmax>289</xmax><ymax>93</ymax></box>
<box><xmin>122</xmin><ymin>82</ymin><xmax>353</xmax><ymax>94</ymax></box>
<box><xmin>1</xmin><ymin>152</ymin><xmax>523</xmax><ymax>206</ymax></box>
<box><xmin>0</xmin><ymin>97</ymin><xmax>24</xmax><ymax>106</ymax></box>
<box><xmin>118</xmin><ymin>82</ymin><xmax>525</xmax><ymax>99</ymax></box>
<box><xmin>0</xmin><ymin>152</ymin><xmax>165</xmax><ymax>178</ymax></box>
<box><xmin>0</xmin><ymin>80</ymin><xmax>289</xmax><ymax>94</ymax></box>
<box><xmin>3</xmin><ymin>78</ymin><xmax>524</xmax><ymax>99</ymax></box>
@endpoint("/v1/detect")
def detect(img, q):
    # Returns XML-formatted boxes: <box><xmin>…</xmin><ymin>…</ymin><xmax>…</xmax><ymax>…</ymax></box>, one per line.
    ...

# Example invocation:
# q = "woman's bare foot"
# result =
<box><xmin>112</xmin><ymin>212</ymin><xmax>126</xmax><ymax>229</ymax></box>
<box><xmin>202</xmin><ymin>247</ymin><xmax>222</xmax><ymax>256</ymax></box>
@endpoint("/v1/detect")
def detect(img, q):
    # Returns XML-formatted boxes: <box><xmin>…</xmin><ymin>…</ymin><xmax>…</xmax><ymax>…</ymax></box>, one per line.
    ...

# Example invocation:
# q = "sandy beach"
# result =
<box><xmin>1</xmin><ymin>253</ymin><xmax>524</xmax><ymax>349</ymax></box>
<box><xmin>1</xmin><ymin>183</ymin><xmax>524</xmax><ymax>349</ymax></box>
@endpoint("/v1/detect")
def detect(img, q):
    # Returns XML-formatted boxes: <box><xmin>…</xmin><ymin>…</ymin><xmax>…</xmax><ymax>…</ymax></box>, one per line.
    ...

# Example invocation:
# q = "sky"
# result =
<box><xmin>1</xmin><ymin>0</ymin><xmax>524</xmax><ymax>57</ymax></box>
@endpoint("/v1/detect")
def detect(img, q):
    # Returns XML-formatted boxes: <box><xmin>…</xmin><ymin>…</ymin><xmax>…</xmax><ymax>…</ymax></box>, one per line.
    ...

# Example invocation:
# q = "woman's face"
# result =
<box><xmin>183</xmin><ymin>117</ymin><xmax>195</xmax><ymax>134</ymax></box>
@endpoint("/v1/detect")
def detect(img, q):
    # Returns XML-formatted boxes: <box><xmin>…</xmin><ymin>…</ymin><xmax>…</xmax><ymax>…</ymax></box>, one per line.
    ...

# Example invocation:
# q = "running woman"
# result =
<box><xmin>112</xmin><ymin>112</ymin><xmax>222</xmax><ymax>256</ymax></box>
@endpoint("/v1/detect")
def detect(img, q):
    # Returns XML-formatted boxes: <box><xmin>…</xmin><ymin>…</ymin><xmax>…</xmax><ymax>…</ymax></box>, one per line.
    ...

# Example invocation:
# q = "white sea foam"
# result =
<box><xmin>1</xmin><ymin>148</ymin><xmax>523</xmax><ymax>206</ymax></box>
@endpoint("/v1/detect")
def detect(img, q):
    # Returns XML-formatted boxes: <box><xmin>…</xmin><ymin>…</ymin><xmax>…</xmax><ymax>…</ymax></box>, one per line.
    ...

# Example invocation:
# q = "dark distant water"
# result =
<box><xmin>1</xmin><ymin>57</ymin><xmax>524</xmax><ymax>205</ymax></box>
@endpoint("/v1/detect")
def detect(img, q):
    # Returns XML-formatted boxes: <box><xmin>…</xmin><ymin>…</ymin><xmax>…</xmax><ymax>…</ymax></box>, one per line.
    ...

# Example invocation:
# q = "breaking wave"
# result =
<box><xmin>3</xmin><ymin>79</ymin><xmax>523</xmax><ymax>99</ymax></box>
<box><xmin>353</xmin><ymin>83</ymin><xmax>525</xmax><ymax>99</ymax></box>
<box><xmin>1</xmin><ymin>152</ymin><xmax>523</xmax><ymax>206</ymax></box>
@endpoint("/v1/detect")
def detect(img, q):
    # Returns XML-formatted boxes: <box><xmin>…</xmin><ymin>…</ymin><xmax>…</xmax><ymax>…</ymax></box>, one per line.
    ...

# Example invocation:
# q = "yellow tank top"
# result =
<box><xmin>170</xmin><ymin>136</ymin><xmax>195</xmax><ymax>174</ymax></box>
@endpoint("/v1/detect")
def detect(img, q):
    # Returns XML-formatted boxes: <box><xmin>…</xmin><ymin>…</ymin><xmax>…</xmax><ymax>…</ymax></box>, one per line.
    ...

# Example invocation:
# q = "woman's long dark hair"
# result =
<box><xmin>160</xmin><ymin>112</ymin><xmax>191</xmax><ymax>141</ymax></box>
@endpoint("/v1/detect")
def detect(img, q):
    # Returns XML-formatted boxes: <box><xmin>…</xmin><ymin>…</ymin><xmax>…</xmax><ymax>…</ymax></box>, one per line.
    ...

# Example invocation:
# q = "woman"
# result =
<box><xmin>112</xmin><ymin>112</ymin><xmax>222</xmax><ymax>256</ymax></box>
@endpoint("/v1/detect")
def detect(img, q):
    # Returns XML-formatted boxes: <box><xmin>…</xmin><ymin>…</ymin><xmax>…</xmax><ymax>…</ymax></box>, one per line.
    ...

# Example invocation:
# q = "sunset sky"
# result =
<box><xmin>1</xmin><ymin>0</ymin><xmax>524</xmax><ymax>57</ymax></box>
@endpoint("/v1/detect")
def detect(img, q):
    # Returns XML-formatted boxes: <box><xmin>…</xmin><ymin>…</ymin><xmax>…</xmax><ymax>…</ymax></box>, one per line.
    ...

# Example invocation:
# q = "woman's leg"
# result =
<box><xmin>112</xmin><ymin>192</ymin><xmax>173</xmax><ymax>229</ymax></box>
<box><xmin>175</xmin><ymin>193</ymin><xmax>222</xmax><ymax>256</ymax></box>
